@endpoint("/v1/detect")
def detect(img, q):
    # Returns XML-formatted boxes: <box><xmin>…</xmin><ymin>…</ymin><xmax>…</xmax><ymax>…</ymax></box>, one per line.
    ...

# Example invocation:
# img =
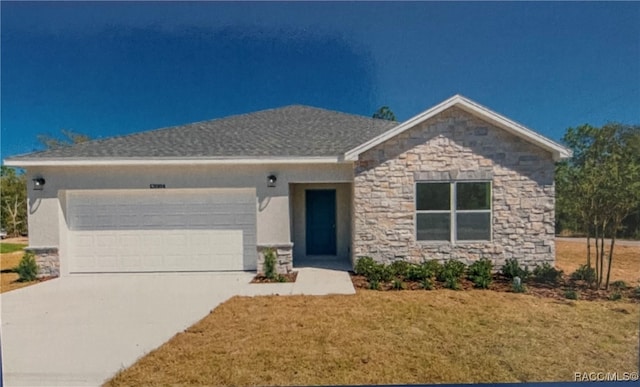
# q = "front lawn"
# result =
<box><xmin>106</xmin><ymin>290</ymin><xmax>638</xmax><ymax>386</ymax></box>
<box><xmin>1</xmin><ymin>242</ymin><xmax>38</xmax><ymax>293</ymax></box>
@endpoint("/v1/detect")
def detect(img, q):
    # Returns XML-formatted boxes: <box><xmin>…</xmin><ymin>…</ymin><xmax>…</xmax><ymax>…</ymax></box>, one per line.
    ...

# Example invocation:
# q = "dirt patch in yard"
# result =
<box><xmin>251</xmin><ymin>272</ymin><xmax>298</xmax><ymax>283</ymax></box>
<box><xmin>555</xmin><ymin>240</ymin><xmax>639</xmax><ymax>286</ymax></box>
<box><xmin>1</xmin><ymin>236</ymin><xmax>28</xmax><ymax>244</ymax></box>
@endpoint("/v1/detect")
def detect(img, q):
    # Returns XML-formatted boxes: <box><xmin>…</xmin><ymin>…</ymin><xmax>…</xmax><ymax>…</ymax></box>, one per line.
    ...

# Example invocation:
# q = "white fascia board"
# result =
<box><xmin>3</xmin><ymin>156</ymin><xmax>349</xmax><ymax>167</ymax></box>
<box><xmin>345</xmin><ymin>94</ymin><xmax>572</xmax><ymax>161</ymax></box>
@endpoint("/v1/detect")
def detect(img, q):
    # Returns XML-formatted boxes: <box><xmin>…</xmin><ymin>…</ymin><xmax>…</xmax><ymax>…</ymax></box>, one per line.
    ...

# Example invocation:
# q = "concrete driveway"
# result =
<box><xmin>1</xmin><ymin>272</ymin><xmax>255</xmax><ymax>386</ymax></box>
<box><xmin>1</xmin><ymin>268</ymin><xmax>355</xmax><ymax>386</ymax></box>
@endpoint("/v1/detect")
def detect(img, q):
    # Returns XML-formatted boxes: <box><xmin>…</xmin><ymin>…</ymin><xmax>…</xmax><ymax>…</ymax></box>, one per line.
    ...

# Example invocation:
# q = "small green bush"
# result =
<box><xmin>437</xmin><ymin>260</ymin><xmax>466</xmax><ymax>290</ymax></box>
<box><xmin>424</xmin><ymin>260</ymin><xmax>443</xmax><ymax>279</ymax></box>
<box><xmin>420</xmin><ymin>278</ymin><xmax>434</xmax><ymax>290</ymax></box>
<box><xmin>354</xmin><ymin>256</ymin><xmax>377</xmax><ymax>278</ymax></box>
<box><xmin>406</xmin><ymin>262</ymin><xmax>436</xmax><ymax>282</ymax></box>
<box><xmin>406</xmin><ymin>264</ymin><xmax>424</xmax><ymax>281</ymax></box>
<box><xmin>533</xmin><ymin>263</ymin><xmax>563</xmax><ymax>284</ymax></box>
<box><xmin>373</xmin><ymin>264</ymin><xmax>394</xmax><ymax>282</ymax></box>
<box><xmin>17</xmin><ymin>252</ymin><xmax>38</xmax><ymax>282</ymax></box>
<box><xmin>512</xmin><ymin>276</ymin><xmax>526</xmax><ymax>293</ymax></box>
<box><xmin>388</xmin><ymin>260</ymin><xmax>411</xmax><ymax>278</ymax></box>
<box><xmin>564</xmin><ymin>289</ymin><xmax>579</xmax><ymax>300</ymax></box>
<box><xmin>501</xmin><ymin>258</ymin><xmax>530</xmax><ymax>280</ymax></box>
<box><xmin>467</xmin><ymin>258</ymin><xmax>493</xmax><ymax>289</ymax></box>
<box><xmin>275</xmin><ymin>274</ymin><xmax>287</xmax><ymax>283</ymax></box>
<box><xmin>263</xmin><ymin>248</ymin><xmax>277</xmax><ymax>279</ymax></box>
<box><xmin>611</xmin><ymin>280</ymin><xmax>628</xmax><ymax>290</ymax></box>
<box><xmin>355</xmin><ymin>257</ymin><xmax>392</xmax><ymax>283</ymax></box>
<box><xmin>391</xmin><ymin>279</ymin><xmax>406</xmax><ymax>290</ymax></box>
<box><xmin>608</xmin><ymin>291</ymin><xmax>622</xmax><ymax>301</ymax></box>
<box><xmin>369</xmin><ymin>279</ymin><xmax>380</xmax><ymax>290</ymax></box>
<box><xmin>571</xmin><ymin>265</ymin><xmax>596</xmax><ymax>284</ymax></box>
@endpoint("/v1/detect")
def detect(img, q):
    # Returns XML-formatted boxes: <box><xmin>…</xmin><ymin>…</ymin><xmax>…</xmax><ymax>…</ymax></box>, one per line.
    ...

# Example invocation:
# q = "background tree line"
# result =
<box><xmin>556</xmin><ymin>123</ymin><xmax>640</xmax><ymax>289</ymax></box>
<box><xmin>1</xmin><ymin>130</ymin><xmax>90</xmax><ymax>236</ymax></box>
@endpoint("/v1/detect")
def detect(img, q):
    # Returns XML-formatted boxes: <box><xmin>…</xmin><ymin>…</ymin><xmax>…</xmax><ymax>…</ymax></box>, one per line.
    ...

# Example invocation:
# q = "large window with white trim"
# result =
<box><xmin>416</xmin><ymin>181</ymin><xmax>492</xmax><ymax>242</ymax></box>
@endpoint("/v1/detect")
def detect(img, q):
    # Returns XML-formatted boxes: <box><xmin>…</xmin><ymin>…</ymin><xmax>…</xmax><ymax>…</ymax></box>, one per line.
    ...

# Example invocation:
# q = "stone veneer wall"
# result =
<box><xmin>256</xmin><ymin>244</ymin><xmax>293</xmax><ymax>275</ymax></box>
<box><xmin>353</xmin><ymin>107</ymin><xmax>556</xmax><ymax>268</ymax></box>
<box><xmin>26</xmin><ymin>247</ymin><xmax>60</xmax><ymax>278</ymax></box>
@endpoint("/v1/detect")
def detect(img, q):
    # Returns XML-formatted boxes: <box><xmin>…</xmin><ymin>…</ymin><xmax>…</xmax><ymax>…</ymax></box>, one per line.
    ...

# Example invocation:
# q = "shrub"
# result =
<box><xmin>501</xmin><ymin>258</ymin><xmax>530</xmax><ymax>280</ymax></box>
<box><xmin>608</xmin><ymin>291</ymin><xmax>622</xmax><ymax>301</ymax></box>
<box><xmin>467</xmin><ymin>258</ymin><xmax>493</xmax><ymax>289</ymax></box>
<box><xmin>571</xmin><ymin>265</ymin><xmax>596</xmax><ymax>283</ymax></box>
<box><xmin>564</xmin><ymin>289</ymin><xmax>579</xmax><ymax>300</ymax></box>
<box><xmin>17</xmin><ymin>252</ymin><xmax>38</xmax><ymax>282</ymax></box>
<box><xmin>388</xmin><ymin>260</ymin><xmax>411</xmax><ymax>278</ymax></box>
<box><xmin>275</xmin><ymin>274</ymin><xmax>287</xmax><ymax>283</ymax></box>
<box><xmin>406</xmin><ymin>262</ymin><xmax>436</xmax><ymax>282</ymax></box>
<box><xmin>355</xmin><ymin>257</ymin><xmax>392</xmax><ymax>283</ymax></box>
<box><xmin>424</xmin><ymin>260</ymin><xmax>443</xmax><ymax>279</ymax></box>
<box><xmin>372</xmin><ymin>264</ymin><xmax>394</xmax><ymax>282</ymax></box>
<box><xmin>369</xmin><ymin>279</ymin><xmax>380</xmax><ymax>290</ymax></box>
<box><xmin>263</xmin><ymin>248</ymin><xmax>277</xmax><ymax>279</ymax></box>
<box><xmin>533</xmin><ymin>263</ymin><xmax>563</xmax><ymax>285</ymax></box>
<box><xmin>611</xmin><ymin>280</ymin><xmax>628</xmax><ymax>290</ymax></box>
<box><xmin>391</xmin><ymin>279</ymin><xmax>406</xmax><ymax>290</ymax></box>
<box><xmin>420</xmin><ymin>278</ymin><xmax>434</xmax><ymax>290</ymax></box>
<box><xmin>354</xmin><ymin>256</ymin><xmax>377</xmax><ymax>278</ymax></box>
<box><xmin>437</xmin><ymin>260</ymin><xmax>466</xmax><ymax>290</ymax></box>
<box><xmin>512</xmin><ymin>276</ymin><xmax>526</xmax><ymax>293</ymax></box>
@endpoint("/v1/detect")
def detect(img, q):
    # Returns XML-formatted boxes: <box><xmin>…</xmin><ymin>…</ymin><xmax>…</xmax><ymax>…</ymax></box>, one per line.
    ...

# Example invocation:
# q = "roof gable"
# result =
<box><xmin>345</xmin><ymin>95</ymin><xmax>572</xmax><ymax>161</ymax></box>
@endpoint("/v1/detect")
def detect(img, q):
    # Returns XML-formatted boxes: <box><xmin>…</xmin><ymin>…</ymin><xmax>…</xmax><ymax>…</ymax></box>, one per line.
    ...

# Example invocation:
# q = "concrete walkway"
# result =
<box><xmin>1</xmin><ymin>267</ymin><xmax>354</xmax><ymax>386</ymax></box>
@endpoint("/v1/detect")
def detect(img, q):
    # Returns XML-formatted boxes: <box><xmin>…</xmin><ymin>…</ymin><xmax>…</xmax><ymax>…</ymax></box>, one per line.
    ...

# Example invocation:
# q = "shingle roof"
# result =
<box><xmin>9</xmin><ymin>105</ymin><xmax>397</xmax><ymax>160</ymax></box>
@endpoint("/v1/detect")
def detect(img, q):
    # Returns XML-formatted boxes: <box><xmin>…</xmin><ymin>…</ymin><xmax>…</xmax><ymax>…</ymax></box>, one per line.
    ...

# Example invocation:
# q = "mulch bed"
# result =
<box><xmin>251</xmin><ymin>271</ymin><xmax>298</xmax><ymax>284</ymax></box>
<box><xmin>350</xmin><ymin>272</ymin><xmax>640</xmax><ymax>303</ymax></box>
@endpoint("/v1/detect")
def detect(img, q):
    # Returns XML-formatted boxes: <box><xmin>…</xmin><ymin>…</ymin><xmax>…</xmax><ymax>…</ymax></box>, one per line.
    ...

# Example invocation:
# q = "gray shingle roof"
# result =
<box><xmin>10</xmin><ymin>105</ymin><xmax>398</xmax><ymax>160</ymax></box>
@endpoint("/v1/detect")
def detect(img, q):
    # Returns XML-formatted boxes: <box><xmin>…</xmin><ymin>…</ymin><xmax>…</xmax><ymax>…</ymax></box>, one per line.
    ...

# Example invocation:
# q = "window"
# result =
<box><xmin>416</xmin><ymin>181</ymin><xmax>491</xmax><ymax>242</ymax></box>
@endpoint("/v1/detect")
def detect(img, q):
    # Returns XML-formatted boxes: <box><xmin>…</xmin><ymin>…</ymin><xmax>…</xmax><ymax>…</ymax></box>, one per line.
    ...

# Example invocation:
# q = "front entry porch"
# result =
<box><xmin>289</xmin><ymin>183</ymin><xmax>352</xmax><ymax>271</ymax></box>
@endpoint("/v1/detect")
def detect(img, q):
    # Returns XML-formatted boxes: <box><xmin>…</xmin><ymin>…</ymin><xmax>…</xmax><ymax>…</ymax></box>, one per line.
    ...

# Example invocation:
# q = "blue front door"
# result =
<box><xmin>305</xmin><ymin>189</ymin><xmax>337</xmax><ymax>255</ymax></box>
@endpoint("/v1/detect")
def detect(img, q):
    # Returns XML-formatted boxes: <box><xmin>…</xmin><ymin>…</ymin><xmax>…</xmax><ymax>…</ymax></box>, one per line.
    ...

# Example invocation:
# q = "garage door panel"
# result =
<box><xmin>66</xmin><ymin>189</ymin><xmax>256</xmax><ymax>273</ymax></box>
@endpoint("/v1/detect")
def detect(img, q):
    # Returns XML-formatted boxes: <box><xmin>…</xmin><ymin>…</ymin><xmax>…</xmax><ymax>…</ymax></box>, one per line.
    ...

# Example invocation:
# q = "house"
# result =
<box><xmin>4</xmin><ymin>95</ymin><xmax>571</xmax><ymax>277</ymax></box>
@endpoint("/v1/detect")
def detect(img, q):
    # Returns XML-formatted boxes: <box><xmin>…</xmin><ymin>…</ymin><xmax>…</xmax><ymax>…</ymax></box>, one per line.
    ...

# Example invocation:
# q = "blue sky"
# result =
<box><xmin>2</xmin><ymin>1</ymin><xmax>639</xmax><ymax>158</ymax></box>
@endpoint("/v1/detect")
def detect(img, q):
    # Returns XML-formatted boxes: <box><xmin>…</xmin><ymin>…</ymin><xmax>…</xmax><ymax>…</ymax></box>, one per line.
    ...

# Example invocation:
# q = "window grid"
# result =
<box><xmin>415</xmin><ymin>181</ymin><xmax>492</xmax><ymax>243</ymax></box>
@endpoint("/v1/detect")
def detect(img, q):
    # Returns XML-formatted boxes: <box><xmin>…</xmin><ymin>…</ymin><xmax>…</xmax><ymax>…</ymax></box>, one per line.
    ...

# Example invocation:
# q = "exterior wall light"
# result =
<box><xmin>33</xmin><ymin>177</ymin><xmax>46</xmax><ymax>190</ymax></box>
<box><xmin>267</xmin><ymin>174</ymin><xmax>277</xmax><ymax>187</ymax></box>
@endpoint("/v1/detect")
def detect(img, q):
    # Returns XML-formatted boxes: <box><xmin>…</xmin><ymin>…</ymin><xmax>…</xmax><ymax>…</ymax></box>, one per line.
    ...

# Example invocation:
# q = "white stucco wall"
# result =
<box><xmin>26</xmin><ymin>163</ymin><xmax>354</xmax><ymax>249</ymax></box>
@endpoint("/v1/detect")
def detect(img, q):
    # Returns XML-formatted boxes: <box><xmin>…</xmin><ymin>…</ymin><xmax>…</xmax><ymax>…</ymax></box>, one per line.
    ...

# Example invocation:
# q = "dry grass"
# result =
<box><xmin>0</xmin><ymin>240</ymin><xmax>38</xmax><ymax>293</ymax></box>
<box><xmin>556</xmin><ymin>240</ymin><xmax>640</xmax><ymax>286</ymax></box>
<box><xmin>106</xmin><ymin>290</ymin><xmax>638</xmax><ymax>386</ymax></box>
<box><xmin>0</xmin><ymin>251</ymin><xmax>35</xmax><ymax>293</ymax></box>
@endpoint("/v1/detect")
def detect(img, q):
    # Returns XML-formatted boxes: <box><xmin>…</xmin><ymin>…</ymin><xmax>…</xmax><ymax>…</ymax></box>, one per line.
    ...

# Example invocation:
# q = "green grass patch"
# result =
<box><xmin>0</xmin><ymin>243</ymin><xmax>26</xmax><ymax>254</ymax></box>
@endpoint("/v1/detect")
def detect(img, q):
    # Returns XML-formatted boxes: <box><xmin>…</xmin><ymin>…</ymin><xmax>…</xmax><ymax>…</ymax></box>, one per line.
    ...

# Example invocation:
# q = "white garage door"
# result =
<box><xmin>65</xmin><ymin>189</ymin><xmax>256</xmax><ymax>273</ymax></box>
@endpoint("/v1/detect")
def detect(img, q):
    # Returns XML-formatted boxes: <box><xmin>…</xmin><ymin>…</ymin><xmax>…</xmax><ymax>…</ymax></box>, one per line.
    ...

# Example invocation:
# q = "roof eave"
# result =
<box><xmin>3</xmin><ymin>156</ymin><xmax>351</xmax><ymax>167</ymax></box>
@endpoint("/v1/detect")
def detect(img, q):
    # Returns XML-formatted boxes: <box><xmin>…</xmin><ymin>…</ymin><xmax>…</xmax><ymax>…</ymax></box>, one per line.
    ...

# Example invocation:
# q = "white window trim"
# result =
<box><xmin>415</xmin><ymin>180</ymin><xmax>493</xmax><ymax>244</ymax></box>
